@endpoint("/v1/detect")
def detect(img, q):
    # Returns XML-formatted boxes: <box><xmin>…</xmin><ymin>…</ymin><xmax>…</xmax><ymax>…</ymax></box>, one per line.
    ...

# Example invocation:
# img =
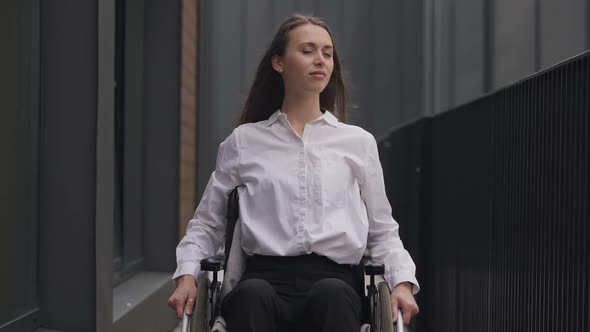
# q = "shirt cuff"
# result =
<box><xmin>387</xmin><ymin>271</ymin><xmax>420</xmax><ymax>295</ymax></box>
<box><xmin>172</xmin><ymin>261</ymin><xmax>201</xmax><ymax>281</ymax></box>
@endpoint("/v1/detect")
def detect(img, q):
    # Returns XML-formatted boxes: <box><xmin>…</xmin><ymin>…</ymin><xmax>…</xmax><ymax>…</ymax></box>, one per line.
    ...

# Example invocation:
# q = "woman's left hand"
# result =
<box><xmin>390</xmin><ymin>281</ymin><xmax>419</xmax><ymax>325</ymax></box>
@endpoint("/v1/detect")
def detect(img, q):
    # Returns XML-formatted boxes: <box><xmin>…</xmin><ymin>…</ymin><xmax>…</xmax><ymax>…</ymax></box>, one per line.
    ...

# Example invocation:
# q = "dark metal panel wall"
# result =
<box><xmin>38</xmin><ymin>1</ymin><xmax>99</xmax><ymax>330</ymax></box>
<box><xmin>0</xmin><ymin>0</ymin><xmax>40</xmax><ymax>330</ymax></box>
<box><xmin>142</xmin><ymin>0</ymin><xmax>182</xmax><ymax>271</ymax></box>
<box><xmin>428</xmin><ymin>100</ymin><xmax>491</xmax><ymax>332</ymax></box>
<box><xmin>378</xmin><ymin>120</ymin><xmax>429</xmax><ymax>332</ymax></box>
<box><xmin>379</xmin><ymin>120</ymin><xmax>428</xmax><ymax>263</ymax></box>
<box><xmin>95</xmin><ymin>0</ymin><xmax>116</xmax><ymax>329</ymax></box>
<box><xmin>488</xmin><ymin>53</ymin><xmax>590</xmax><ymax>332</ymax></box>
<box><xmin>121</xmin><ymin>0</ymin><xmax>147</xmax><ymax>273</ymax></box>
<box><xmin>382</xmin><ymin>52</ymin><xmax>589</xmax><ymax>331</ymax></box>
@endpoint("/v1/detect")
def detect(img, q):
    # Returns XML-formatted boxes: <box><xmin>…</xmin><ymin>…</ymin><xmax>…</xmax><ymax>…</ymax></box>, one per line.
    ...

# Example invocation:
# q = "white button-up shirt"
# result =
<box><xmin>174</xmin><ymin>110</ymin><xmax>419</xmax><ymax>292</ymax></box>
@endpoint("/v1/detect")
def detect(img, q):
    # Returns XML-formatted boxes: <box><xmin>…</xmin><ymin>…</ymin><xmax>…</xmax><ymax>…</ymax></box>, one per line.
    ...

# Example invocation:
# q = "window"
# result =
<box><xmin>113</xmin><ymin>0</ymin><xmax>145</xmax><ymax>285</ymax></box>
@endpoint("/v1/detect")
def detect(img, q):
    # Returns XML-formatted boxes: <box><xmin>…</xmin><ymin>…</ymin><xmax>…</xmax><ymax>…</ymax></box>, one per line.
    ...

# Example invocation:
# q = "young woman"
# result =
<box><xmin>168</xmin><ymin>14</ymin><xmax>419</xmax><ymax>331</ymax></box>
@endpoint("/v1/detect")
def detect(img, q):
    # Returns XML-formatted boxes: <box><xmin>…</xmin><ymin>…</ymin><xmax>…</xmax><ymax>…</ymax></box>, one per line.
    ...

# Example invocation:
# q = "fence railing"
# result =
<box><xmin>380</xmin><ymin>50</ymin><xmax>589</xmax><ymax>332</ymax></box>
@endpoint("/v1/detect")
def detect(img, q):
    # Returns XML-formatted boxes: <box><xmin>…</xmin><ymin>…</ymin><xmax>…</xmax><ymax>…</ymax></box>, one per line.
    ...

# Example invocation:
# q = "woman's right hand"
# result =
<box><xmin>168</xmin><ymin>274</ymin><xmax>198</xmax><ymax>319</ymax></box>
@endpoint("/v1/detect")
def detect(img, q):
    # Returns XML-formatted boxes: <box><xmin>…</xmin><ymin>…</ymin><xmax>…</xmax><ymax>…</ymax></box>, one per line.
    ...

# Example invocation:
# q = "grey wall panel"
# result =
<box><xmin>373</xmin><ymin>0</ymin><xmax>401</xmax><ymax>135</ymax></box>
<box><xmin>340</xmin><ymin>0</ymin><xmax>375</xmax><ymax>128</ymax></box>
<box><xmin>143</xmin><ymin>0</ymin><xmax>182</xmax><ymax>271</ymax></box>
<box><xmin>453</xmin><ymin>0</ymin><xmax>485</xmax><ymax>107</ymax></box>
<box><xmin>398</xmin><ymin>0</ymin><xmax>425</xmax><ymax>126</ymax></box>
<box><xmin>494</xmin><ymin>0</ymin><xmax>536</xmax><ymax>88</ymax></box>
<box><xmin>38</xmin><ymin>1</ymin><xmax>98</xmax><ymax>329</ymax></box>
<box><xmin>423</xmin><ymin>0</ymin><xmax>435</xmax><ymax>117</ymax></box>
<box><xmin>295</xmin><ymin>0</ymin><xmax>317</xmax><ymax>14</ymax></box>
<box><xmin>370</xmin><ymin>0</ymin><xmax>426</xmax><ymax>133</ymax></box>
<box><xmin>243</xmin><ymin>0</ymin><xmax>274</xmax><ymax>95</ymax></box>
<box><xmin>539</xmin><ymin>0</ymin><xmax>588</xmax><ymax>69</ymax></box>
<box><xmin>197</xmin><ymin>0</ymin><xmax>212</xmax><ymax>196</ymax></box>
<box><xmin>315</xmin><ymin>0</ymin><xmax>343</xmax><ymax>37</ymax></box>
<box><xmin>432</xmin><ymin>0</ymin><xmax>453</xmax><ymax>114</ymax></box>
<box><xmin>95</xmin><ymin>0</ymin><xmax>115</xmax><ymax>330</ymax></box>
<box><xmin>198</xmin><ymin>0</ymin><xmax>243</xmax><ymax>195</ymax></box>
<box><xmin>0</xmin><ymin>0</ymin><xmax>39</xmax><ymax>328</ymax></box>
<box><xmin>272</xmin><ymin>0</ymin><xmax>297</xmax><ymax>27</ymax></box>
<box><xmin>123</xmin><ymin>0</ymin><xmax>146</xmax><ymax>263</ymax></box>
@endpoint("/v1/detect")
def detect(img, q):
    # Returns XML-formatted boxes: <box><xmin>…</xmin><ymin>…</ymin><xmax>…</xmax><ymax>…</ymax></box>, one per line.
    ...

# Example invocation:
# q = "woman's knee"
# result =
<box><xmin>227</xmin><ymin>278</ymin><xmax>276</xmax><ymax>306</ymax></box>
<box><xmin>305</xmin><ymin>278</ymin><xmax>362</xmax><ymax>329</ymax></box>
<box><xmin>222</xmin><ymin>279</ymin><xmax>280</xmax><ymax>331</ymax></box>
<box><xmin>308</xmin><ymin>278</ymin><xmax>358</xmax><ymax>302</ymax></box>
<box><xmin>233</xmin><ymin>278</ymin><xmax>275</xmax><ymax>300</ymax></box>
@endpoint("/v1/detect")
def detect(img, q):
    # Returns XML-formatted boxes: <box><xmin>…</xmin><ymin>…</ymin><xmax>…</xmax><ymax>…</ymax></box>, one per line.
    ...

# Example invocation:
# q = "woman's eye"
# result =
<box><xmin>323</xmin><ymin>53</ymin><xmax>333</xmax><ymax>58</ymax></box>
<box><xmin>302</xmin><ymin>49</ymin><xmax>313</xmax><ymax>54</ymax></box>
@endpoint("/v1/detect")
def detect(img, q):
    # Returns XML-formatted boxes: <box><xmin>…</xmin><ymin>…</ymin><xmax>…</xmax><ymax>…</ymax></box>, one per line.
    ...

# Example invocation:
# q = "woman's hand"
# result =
<box><xmin>390</xmin><ymin>281</ymin><xmax>419</xmax><ymax>325</ymax></box>
<box><xmin>168</xmin><ymin>274</ymin><xmax>198</xmax><ymax>319</ymax></box>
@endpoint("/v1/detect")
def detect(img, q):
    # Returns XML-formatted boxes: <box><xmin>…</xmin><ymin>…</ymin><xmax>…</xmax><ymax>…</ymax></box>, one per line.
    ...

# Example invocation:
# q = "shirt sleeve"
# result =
<box><xmin>359</xmin><ymin>133</ymin><xmax>420</xmax><ymax>294</ymax></box>
<box><xmin>173</xmin><ymin>128</ymin><xmax>242</xmax><ymax>280</ymax></box>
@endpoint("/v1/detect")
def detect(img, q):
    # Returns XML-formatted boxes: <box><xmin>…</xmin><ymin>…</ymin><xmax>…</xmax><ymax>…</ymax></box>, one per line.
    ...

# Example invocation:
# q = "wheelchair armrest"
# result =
<box><xmin>201</xmin><ymin>254</ymin><xmax>225</xmax><ymax>272</ymax></box>
<box><xmin>363</xmin><ymin>259</ymin><xmax>385</xmax><ymax>276</ymax></box>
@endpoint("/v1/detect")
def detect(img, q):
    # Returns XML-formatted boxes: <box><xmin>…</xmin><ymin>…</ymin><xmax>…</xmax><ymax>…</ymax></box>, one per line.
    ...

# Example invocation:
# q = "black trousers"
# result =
<box><xmin>220</xmin><ymin>253</ymin><xmax>362</xmax><ymax>332</ymax></box>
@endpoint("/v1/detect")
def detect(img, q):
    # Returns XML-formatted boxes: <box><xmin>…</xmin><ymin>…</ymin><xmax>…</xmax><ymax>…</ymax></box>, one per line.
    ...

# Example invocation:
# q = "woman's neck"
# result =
<box><xmin>280</xmin><ymin>92</ymin><xmax>323</xmax><ymax>126</ymax></box>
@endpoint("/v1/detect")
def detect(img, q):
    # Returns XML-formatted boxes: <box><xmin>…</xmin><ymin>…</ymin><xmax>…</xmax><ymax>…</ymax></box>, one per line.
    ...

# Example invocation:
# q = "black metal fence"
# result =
<box><xmin>380</xmin><ymin>51</ymin><xmax>589</xmax><ymax>332</ymax></box>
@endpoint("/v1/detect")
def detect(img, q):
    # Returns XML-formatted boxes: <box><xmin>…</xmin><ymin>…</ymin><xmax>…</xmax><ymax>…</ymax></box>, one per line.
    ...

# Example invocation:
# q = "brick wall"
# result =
<box><xmin>179</xmin><ymin>0</ymin><xmax>199</xmax><ymax>239</ymax></box>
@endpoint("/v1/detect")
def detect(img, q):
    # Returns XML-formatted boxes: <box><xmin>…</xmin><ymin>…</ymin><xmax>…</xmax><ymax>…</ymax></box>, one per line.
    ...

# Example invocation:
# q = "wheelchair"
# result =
<box><xmin>181</xmin><ymin>188</ymin><xmax>405</xmax><ymax>332</ymax></box>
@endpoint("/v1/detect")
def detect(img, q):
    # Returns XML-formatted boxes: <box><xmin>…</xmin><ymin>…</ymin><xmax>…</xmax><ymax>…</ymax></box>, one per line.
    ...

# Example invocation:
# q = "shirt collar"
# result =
<box><xmin>321</xmin><ymin>110</ymin><xmax>339</xmax><ymax>127</ymax></box>
<box><xmin>265</xmin><ymin>110</ymin><xmax>283</xmax><ymax>126</ymax></box>
<box><xmin>265</xmin><ymin>109</ymin><xmax>339</xmax><ymax>128</ymax></box>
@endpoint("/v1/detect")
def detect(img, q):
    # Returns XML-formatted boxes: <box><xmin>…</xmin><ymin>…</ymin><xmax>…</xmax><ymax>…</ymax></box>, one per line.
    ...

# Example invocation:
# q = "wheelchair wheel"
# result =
<box><xmin>376</xmin><ymin>281</ymin><xmax>394</xmax><ymax>332</ymax></box>
<box><xmin>193</xmin><ymin>273</ymin><xmax>211</xmax><ymax>332</ymax></box>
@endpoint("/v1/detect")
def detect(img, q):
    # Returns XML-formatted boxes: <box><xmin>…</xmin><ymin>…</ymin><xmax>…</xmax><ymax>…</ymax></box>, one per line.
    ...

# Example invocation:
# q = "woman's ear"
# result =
<box><xmin>271</xmin><ymin>55</ymin><xmax>283</xmax><ymax>73</ymax></box>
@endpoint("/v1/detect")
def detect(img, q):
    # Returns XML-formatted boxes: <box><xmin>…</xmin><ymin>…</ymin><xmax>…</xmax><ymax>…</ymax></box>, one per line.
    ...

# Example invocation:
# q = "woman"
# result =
<box><xmin>168</xmin><ymin>14</ymin><xmax>419</xmax><ymax>331</ymax></box>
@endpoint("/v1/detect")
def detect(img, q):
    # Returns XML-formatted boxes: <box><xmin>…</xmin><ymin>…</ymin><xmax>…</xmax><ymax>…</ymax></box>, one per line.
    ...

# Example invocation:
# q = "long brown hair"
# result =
<box><xmin>238</xmin><ymin>14</ymin><xmax>349</xmax><ymax>125</ymax></box>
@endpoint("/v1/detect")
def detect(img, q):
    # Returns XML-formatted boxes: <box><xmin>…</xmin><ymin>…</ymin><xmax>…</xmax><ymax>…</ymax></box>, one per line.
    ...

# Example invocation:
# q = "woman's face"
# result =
<box><xmin>273</xmin><ymin>24</ymin><xmax>334</xmax><ymax>96</ymax></box>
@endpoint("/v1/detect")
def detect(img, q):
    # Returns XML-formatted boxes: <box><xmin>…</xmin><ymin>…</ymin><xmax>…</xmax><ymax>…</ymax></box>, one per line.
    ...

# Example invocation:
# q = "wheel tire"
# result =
<box><xmin>193</xmin><ymin>273</ymin><xmax>211</xmax><ymax>332</ymax></box>
<box><xmin>377</xmin><ymin>282</ymin><xmax>394</xmax><ymax>332</ymax></box>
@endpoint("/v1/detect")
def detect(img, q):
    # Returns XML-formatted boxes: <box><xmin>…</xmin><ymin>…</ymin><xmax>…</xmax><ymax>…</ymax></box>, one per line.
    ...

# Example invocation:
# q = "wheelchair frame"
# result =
<box><xmin>181</xmin><ymin>187</ymin><xmax>405</xmax><ymax>332</ymax></box>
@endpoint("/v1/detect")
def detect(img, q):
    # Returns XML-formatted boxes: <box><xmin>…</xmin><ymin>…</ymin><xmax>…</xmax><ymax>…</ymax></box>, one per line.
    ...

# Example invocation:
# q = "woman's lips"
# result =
<box><xmin>310</xmin><ymin>72</ymin><xmax>326</xmax><ymax>79</ymax></box>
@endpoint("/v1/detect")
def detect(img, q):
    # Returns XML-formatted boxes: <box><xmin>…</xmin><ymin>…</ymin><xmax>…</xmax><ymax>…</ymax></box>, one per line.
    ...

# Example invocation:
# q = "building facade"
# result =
<box><xmin>1</xmin><ymin>0</ymin><xmax>199</xmax><ymax>331</ymax></box>
<box><xmin>1</xmin><ymin>0</ymin><xmax>588</xmax><ymax>331</ymax></box>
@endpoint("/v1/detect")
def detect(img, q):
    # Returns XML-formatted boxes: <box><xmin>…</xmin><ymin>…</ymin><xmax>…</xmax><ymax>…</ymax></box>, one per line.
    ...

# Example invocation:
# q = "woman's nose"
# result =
<box><xmin>314</xmin><ymin>52</ymin><xmax>326</xmax><ymax>67</ymax></box>
<box><xmin>314</xmin><ymin>55</ymin><xmax>325</xmax><ymax>67</ymax></box>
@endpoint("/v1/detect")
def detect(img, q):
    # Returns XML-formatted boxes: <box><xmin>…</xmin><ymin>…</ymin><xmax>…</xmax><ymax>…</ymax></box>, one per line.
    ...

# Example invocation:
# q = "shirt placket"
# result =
<box><xmin>281</xmin><ymin>115</ymin><xmax>312</xmax><ymax>252</ymax></box>
<box><xmin>296</xmin><ymin>140</ymin><xmax>307</xmax><ymax>251</ymax></box>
